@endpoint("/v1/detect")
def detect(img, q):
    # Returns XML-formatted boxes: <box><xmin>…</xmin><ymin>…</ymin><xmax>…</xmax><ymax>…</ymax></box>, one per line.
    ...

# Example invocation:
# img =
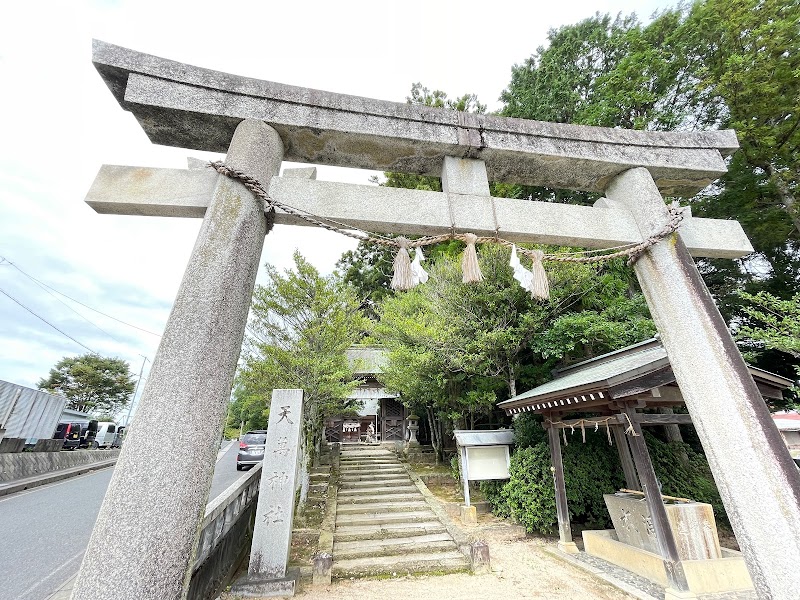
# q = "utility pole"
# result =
<box><xmin>125</xmin><ymin>355</ymin><xmax>148</xmax><ymax>427</ymax></box>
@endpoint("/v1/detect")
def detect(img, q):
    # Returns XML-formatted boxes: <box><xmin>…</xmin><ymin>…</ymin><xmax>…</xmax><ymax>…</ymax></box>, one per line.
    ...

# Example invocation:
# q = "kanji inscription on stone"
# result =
<box><xmin>248</xmin><ymin>389</ymin><xmax>304</xmax><ymax>581</ymax></box>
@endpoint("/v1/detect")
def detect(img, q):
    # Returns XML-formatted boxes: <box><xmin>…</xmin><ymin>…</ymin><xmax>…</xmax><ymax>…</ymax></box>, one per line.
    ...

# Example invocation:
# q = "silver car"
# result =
<box><xmin>236</xmin><ymin>430</ymin><xmax>267</xmax><ymax>470</ymax></box>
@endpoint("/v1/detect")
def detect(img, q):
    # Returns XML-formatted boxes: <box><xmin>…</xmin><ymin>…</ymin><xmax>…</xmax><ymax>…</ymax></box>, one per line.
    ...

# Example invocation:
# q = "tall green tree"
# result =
<box><xmin>735</xmin><ymin>290</ymin><xmax>800</xmax><ymax>409</ymax></box>
<box><xmin>373</xmin><ymin>246</ymin><xmax>655</xmax><ymax>459</ymax></box>
<box><xmin>225</xmin><ymin>381</ymin><xmax>270</xmax><ymax>434</ymax></box>
<box><xmin>499</xmin><ymin>1</ymin><xmax>800</xmax><ymax>378</ymax></box>
<box><xmin>237</xmin><ymin>252</ymin><xmax>368</xmax><ymax>460</ymax></box>
<box><xmin>686</xmin><ymin>0</ymin><xmax>800</xmax><ymax>234</ymax></box>
<box><xmin>38</xmin><ymin>354</ymin><xmax>135</xmax><ymax>415</ymax></box>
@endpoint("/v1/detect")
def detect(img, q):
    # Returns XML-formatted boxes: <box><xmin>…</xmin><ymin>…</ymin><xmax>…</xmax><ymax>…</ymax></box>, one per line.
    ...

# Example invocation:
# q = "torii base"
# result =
<box><xmin>230</xmin><ymin>568</ymin><xmax>299</xmax><ymax>598</ymax></box>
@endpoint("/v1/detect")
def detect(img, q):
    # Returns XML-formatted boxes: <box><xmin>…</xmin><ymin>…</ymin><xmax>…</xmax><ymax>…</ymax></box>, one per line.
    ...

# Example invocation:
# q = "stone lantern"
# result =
<box><xmin>406</xmin><ymin>414</ymin><xmax>420</xmax><ymax>447</ymax></box>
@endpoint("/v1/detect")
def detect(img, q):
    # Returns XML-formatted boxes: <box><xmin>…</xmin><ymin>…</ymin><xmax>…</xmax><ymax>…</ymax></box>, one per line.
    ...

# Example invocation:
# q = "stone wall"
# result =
<box><xmin>0</xmin><ymin>449</ymin><xmax>119</xmax><ymax>482</ymax></box>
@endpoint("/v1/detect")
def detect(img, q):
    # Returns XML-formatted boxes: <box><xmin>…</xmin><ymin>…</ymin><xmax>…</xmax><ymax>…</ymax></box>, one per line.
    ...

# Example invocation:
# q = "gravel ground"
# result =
<box><xmin>292</xmin><ymin>525</ymin><xmax>634</xmax><ymax>600</ymax></box>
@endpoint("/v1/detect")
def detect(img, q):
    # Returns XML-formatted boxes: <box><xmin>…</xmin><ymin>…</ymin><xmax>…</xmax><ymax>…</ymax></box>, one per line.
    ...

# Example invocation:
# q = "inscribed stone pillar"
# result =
<box><xmin>235</xmin><ymin>389</ymin><xmax>304</xmax><ymax>596</ymax></box>
<box><xmin>70</xmin><ymin>120</ymin><xmax>284</xmax><ymax>600</ymax></box>
<box><xmin>606</xmin><ymin>167</ymin><xmax>800</xmax><ymax>600</ymax></box>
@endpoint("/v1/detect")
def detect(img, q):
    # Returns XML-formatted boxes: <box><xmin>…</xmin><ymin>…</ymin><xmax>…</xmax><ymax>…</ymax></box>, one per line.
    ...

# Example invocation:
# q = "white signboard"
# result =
<box><xmin>465</xmin><ymin>446</ymin><xmax>510</xmax><ymax>480</ymax></box>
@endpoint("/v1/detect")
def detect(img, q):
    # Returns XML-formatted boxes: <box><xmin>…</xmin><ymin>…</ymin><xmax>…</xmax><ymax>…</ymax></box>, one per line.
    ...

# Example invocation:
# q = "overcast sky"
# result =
<box><xmin>0</xmin><ymin>0</ymin><xmax>670</xmax><ymax>415</ymax></box>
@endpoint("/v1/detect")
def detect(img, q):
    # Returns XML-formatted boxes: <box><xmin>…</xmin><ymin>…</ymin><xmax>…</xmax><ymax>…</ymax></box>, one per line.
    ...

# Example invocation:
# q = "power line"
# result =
<box><xmin>0</xmin><ymin>286</ymin><xmax>97</xmax><ymax>354</ymax></box>
<box><xmin>3</xmin><ymin>259</ymin><xmax>126</xmax><ymax>345</ymax></box>
<box><xmin>0</xmin><ymin>257</ymin><xmax>162</xmax><ymax>338</ymax></box>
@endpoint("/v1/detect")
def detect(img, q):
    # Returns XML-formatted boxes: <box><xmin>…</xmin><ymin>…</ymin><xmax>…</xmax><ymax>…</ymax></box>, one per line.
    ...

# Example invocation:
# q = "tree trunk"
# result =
<box><xmin>426</xmin><ymin>407</ymin><xmax>441</xmax><ymax>460</ymax></box>
<box><xmin>658</xmin><ymin>407</ymin><xmax>689</xmax><ymax>466</ymax></box>
<box><xmin>508</xmin><ymin>359</ymin><xmax>517</xmax><ymax>398</ymax></box>
<box><xmin>765</xmin><ymin>163</ymin><xmax>800</xmax><ymax>235</ymax></box>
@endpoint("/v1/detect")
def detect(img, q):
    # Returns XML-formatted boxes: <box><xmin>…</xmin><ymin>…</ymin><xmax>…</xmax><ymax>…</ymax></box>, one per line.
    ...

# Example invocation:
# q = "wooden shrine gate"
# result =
<box><xmin>381</xmin><ymin>398</ymin><xmax>406</xmax><ymax>442</ymax></box>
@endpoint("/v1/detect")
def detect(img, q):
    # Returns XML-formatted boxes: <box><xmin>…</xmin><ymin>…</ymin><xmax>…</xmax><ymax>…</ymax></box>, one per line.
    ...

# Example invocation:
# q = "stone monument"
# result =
<box><xmin>233</xmin><ymin>389</ymin><xmax>304</xmax><ymax>597</ymax></box>
<box><xmin>605</xmin><ymin>492</ymin><xmax>722</xmax><ymax>560</ymax></box>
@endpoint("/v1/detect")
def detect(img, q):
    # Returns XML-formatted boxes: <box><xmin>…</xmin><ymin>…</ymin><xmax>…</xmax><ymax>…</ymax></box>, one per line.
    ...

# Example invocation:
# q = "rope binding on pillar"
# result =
<box><xmin>209</xmin><ymin>161</ymin><xmax>686</xmax><ymax>300</ymax></box>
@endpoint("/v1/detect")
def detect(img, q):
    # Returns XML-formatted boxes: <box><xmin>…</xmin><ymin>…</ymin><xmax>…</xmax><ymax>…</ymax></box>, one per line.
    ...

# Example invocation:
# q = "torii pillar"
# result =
<box><xmin>69</xmin><ymin>119</ymin><xmax>283</xmax><ymax>600</ymax></box>
<box><xmin>607</xmin><ymin>168</ymin><xmax>800</xmax><ymax>599</ymax></box>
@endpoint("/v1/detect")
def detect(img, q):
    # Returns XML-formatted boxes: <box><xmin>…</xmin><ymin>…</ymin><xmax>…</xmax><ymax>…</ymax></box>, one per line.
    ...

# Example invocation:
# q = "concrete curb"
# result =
<box><xmin>541</xmin><ymin>545</ymin><xmax>660</xmax><ymax>600</ymax></box>
<box><xmin>0</xmin><ymin>459</ymin><xmax>117</xmax><ymax>497</ymax></box>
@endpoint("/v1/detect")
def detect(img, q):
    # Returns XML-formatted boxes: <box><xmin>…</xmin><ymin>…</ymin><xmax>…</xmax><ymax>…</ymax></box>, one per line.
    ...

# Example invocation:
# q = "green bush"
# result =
<box><xmin>449</xmin><ymin>453</ymin><xmax>461</xmax><ymax>482</ymax></box>
<box><xmin>481</xmin><ymin>414</ymin><xmax>728</xmax><ymax>534</ymax></box>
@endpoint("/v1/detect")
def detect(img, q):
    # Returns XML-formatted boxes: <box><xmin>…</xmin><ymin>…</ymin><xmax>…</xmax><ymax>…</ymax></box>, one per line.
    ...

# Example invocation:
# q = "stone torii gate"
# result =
<box><xmin>73</xmin><ymin>40</ymin><xmax>800</xmax><ymax>600</ymax></box>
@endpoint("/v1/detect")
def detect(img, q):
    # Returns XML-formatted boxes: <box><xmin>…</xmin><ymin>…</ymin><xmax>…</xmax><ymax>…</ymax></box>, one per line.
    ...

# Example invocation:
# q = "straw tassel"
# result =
<box><xmin>411</xmin><ymin>248</ymin><xmax>429</xmax><ymax>285</ymax></box>
<box><xmin>461</xmin><ymin>233</ymin><xmax>483</xmax><ymax>283</ymax></box>
<box><xmin>529</xmin><ymin>249</ymin><xmax>550</xmax><ymax>300</ymax></box>
<box><xmin>391</xmin><ymin>238</ymin><xmax>414</xmax><ymax>291</ymax></box>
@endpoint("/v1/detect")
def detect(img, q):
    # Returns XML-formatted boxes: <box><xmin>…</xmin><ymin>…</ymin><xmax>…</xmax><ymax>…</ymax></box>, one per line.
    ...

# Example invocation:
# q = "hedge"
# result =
<box><xmin>481</xmin><ymin>414</ymin><xmax>726</xmax><ymax>535</ymax></box>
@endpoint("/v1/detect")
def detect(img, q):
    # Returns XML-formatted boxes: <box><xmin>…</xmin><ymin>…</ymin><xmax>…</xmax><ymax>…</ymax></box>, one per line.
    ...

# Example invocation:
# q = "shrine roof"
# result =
<box><xmin>92</xmin><ymin>40</ymin><xmax>738</xmax><ymax>196</ymax></box>
<box><xmin>454</xmin><ymin>429</ymin><xmax>515</xmax><ymax>447</ymax></box>
<box><xmin>498</xmin><ymin>339</ymin><xmax>793</xmax><ymax>416</ymax></box>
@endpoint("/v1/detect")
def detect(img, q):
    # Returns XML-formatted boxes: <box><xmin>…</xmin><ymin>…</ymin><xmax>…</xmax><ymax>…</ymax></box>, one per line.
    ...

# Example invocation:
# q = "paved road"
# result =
<box><xmin>0</xmin><ymin>441</ymin><xmax>242</xmax><ymax>600</ymax></box>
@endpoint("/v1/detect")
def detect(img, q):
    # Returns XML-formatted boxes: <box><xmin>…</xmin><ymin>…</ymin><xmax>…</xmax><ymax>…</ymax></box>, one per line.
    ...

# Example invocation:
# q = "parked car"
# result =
<box><xmin>236</xmin><ymin>430</ymin><xmax>267</xmax><ymax>470</ymax></box>
<box><xmin>93</xmin><ymin>422</ymin><xmax>117</xmax><ymax>449</ymax></box>
<box><xmin>53</xmin><ymin>422</ymin><xmax>82</xmax><ymax>450</ymax></box>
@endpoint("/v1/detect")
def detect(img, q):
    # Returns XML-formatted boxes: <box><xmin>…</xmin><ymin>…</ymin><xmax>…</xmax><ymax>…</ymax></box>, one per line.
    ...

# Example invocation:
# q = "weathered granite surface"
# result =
<box><xmin>91</xmin><ymin>40</ymin><xmax>737</xmax><ymax>196</ymax></box>
<box><xmin>69</xmin><ymin>120</ymin><xmax>284</xmax><ymax>600</ymax></box>
<box><xmin>606</xmin><ymin>167</ymin><xmax>800</xmax><ymax>600</ymax></box>
<box><xmin>605</xmin><ymin>494</ymin><xmax>721</xmax><ymax>560</ymax></box>
<box><xmin>85</xmin><ymin>166</ymin><xmax>754</xmax><ymax>259</ymax></box>
<box><xmin>248</xmin><ymin>389</ymin><xmax>304</xmax><ymax>581</ymax></box>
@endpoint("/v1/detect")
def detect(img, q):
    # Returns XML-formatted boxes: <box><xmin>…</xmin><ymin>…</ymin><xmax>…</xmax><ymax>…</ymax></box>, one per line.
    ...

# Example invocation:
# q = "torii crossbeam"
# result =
<box><xmin>71</xmin><ymin>41</ymin><xmax>800</xmax><ymax>600</ymax></box>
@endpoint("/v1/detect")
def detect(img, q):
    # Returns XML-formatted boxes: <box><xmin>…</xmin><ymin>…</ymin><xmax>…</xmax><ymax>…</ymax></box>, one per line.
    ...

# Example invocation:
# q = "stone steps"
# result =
<box><xmin>340</xmin><ymin>465</ymin><xmax>406</xmax><ymax>474</ymax></box>
<box><xmin>339</xmin><ymin>470</ymin><xmax>409</xmax><ymax>483</ymax></box>
<box><xmin>336</xmin><ymin>500</ymin><xmax>429</xmax><ymax>515</ymax></box>
<box><xmin>338</xmin><ymin>462</ymin><xmax>402</xmax><ymax>470</ymax></box>
<box><xmin>334</xmin><ymin>521</ymin><xmax>448</xmax><ymax>542</ymax></box>
<box><xmin>338</xmin><ymin>489</ymin><xmax>418</xmax><ymax>499</ymax></box>
<box><xmin>337</xmin><ymin>492</ymin><xmax>421</xmax><ymax>503</ymax></box>
<box><xmin>339</xmin><ymin>476</ymin><xmax>411</xmax><ymax>490</ymax></box>
<box><xmin>333</xmin><ymin>533</ymin><xmax>456</xmax><ymax>559</ymax></box>
<box><xmin>332</xmin><ymin>446</ymin><xmax>469</xmax><ymax>579</ymax></box>
<box><xmin>335</xmin><ymin>509</ymin><xmax>438</xmax><ymax>527</ymax></box>
<box><xmin>332</xmin><ymin>551</ymin><xmax>470</xmax><ymax>579</ymax></box>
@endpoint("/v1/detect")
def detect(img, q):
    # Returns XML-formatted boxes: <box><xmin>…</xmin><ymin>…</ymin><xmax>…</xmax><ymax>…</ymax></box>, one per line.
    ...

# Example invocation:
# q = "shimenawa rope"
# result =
<box><xmin>209</xmin><ymin>161</ymin><xmax>686</xmax><ymax>298</ymax></box>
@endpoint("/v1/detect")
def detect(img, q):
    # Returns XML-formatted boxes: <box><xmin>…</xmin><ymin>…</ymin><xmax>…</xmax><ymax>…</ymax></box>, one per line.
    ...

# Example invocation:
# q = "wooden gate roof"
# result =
<box><xmin>499</xmin><ymin>338</ymin><xmax>793</xmax><ymax>416</ymax></box>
